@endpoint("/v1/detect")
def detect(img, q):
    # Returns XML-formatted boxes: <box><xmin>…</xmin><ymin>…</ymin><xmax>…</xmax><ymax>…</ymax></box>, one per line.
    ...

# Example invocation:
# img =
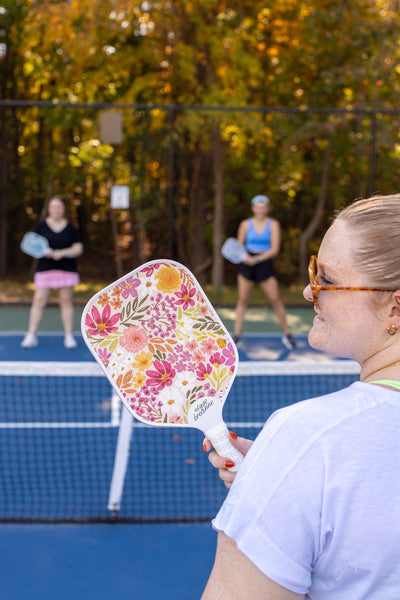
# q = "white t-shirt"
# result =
<box><xmin>213</xmin><ymin>382</ymin><xmax>400</xmax><ymax>599</ymax></box>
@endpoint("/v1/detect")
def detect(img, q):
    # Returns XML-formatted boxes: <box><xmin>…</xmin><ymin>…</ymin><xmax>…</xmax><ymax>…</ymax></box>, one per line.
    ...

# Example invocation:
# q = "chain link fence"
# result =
<box><xmin>1</xmin><ymin>100</ymin><xmax>400</xmax><ymax>283</ymax></box>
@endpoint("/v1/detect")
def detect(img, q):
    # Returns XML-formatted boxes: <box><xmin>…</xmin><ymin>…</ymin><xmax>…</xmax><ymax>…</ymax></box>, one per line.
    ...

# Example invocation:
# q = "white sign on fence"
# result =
<box><xmin>111</xmin><ymin>186</ymin><xmax>130</xmax><ymax>209</ymax></box>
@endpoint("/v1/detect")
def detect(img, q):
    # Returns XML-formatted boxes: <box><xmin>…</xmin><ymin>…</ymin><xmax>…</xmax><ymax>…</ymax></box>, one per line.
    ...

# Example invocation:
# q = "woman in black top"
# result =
<box><xmin>21</xmin><ymin>196</ymin><xmax>83</xmax><ymax>349</ymax></box>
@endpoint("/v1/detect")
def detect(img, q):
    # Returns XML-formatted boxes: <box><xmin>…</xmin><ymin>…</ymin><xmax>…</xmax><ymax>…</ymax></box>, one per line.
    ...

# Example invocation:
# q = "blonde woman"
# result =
<box><xmin>21</xmin><ymin>196</ymin><xmax>83</xmax><ymax>349</ymax></box>
<box><xmin>234</xmin><ymin>194</ymin><xmax>296</xmax><ymax>349</ymax></box>
<box><xmin>203</xmin><ymin>194</ymin><xmax>400</xmax><ymax>599</ymax></box>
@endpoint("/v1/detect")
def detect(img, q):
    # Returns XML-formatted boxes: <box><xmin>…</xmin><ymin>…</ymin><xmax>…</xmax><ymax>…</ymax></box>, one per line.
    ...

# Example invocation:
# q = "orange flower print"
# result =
<box><xmin>155</xmin><ymin>266</ymin><xmax>181</xmax><ymax>293</ymax></box>
<box><xmin>132</xmin><ymin>372</ymin><xmax>147</xmax><ymax>388</ymax></box>
<box><xmin>110</xmin><ymin>297</ymin><xmax>123</xmax><ymax>310</ymax></box>
<box><xmin>111</xmin><ymin>285</ymin><xmax>123</xmax><ymax>297</ymax></box>
<box><xmin>132</xmin><ymin>351</ymin><xmax>153</xmax><ymax>371</ymax></box>
<box><xmin>98</xmin><ymin>292</ymin><xmax>110</xmax><ymax>307</ymax></box>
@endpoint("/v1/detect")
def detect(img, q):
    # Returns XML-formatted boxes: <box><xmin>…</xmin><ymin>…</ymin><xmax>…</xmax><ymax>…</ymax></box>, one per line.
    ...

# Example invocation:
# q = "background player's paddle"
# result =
<box><xmin>21</xmin><ymin>232</ymin><xmax>50</xmax><ymax>258</ymax></box>
<box><xmin>221</xmin><ymin>237</ymin><xmax>247</xmax><ymax>264</ymax></box>
<box><xmin>81</xmin><ymin>260</ymin><xmax>243</xmax><ymax>470</ymax></box>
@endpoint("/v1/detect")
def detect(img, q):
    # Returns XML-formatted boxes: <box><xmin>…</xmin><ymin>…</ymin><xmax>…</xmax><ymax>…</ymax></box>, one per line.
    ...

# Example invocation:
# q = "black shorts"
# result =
<box><xmin>238</xmin><ymin>256</ymin><xmax>276</xmax><ymax>283</ymax></box>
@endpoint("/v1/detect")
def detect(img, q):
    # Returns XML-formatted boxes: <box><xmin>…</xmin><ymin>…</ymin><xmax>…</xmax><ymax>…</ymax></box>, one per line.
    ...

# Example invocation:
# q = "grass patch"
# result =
<box><xmin>0</xmin><ymin>277</ymin><xmax>306</xmax><ymax>306</ymax></box>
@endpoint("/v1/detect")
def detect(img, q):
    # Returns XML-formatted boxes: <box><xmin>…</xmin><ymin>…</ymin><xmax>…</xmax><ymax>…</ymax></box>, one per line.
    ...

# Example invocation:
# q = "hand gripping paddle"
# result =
<box><xmin>221</xmin><ymin>237</ymin><xmax>247</xmax><ymax>264</ymax></box>
<box><xmin>81</xmin><ymin>260</ymin><xmax>244</xmax><ymax>471</ymax></box>
<box><xmin>21</xmin><ymin>232</ymin><xmax>50</xmax><ymax>259</ymax></box>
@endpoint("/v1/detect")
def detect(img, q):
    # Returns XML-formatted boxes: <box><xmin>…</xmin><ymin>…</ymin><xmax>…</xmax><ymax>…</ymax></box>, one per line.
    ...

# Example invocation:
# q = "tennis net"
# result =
<box><xmin>0</xmin><ymin>360</ymin><xmax>360</xmax><ymax>523</ymax></box>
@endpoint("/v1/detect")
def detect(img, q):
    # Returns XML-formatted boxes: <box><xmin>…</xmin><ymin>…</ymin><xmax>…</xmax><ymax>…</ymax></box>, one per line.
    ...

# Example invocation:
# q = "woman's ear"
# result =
<box><xmin>387</xmin><ymin>290</ymin><xmax>400</xmax><ymax>330</ymax></box>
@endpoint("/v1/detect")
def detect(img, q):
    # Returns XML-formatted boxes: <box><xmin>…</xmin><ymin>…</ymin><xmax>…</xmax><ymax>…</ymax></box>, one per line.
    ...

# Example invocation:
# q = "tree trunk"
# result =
<box><xmin>190</xmin><ymin>146</ymin><xmax>211</xmax><ymax>285</ymax></box>
<box><xmin>299</xmin><ymin>133</ymin><xmax>334</xmax><ymax>283</ymax></box>
<box><xmin>211</xmin><ymin>121</ymin><xmax>224</xmax><ymax>288</ymax></box>
<box><xmin>0</xmin><ymin>107</ymin><xmax>8</xmax><ymax>279</ymax></box>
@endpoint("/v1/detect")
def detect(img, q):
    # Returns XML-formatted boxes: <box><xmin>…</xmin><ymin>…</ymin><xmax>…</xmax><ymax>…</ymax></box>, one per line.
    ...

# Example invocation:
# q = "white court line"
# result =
<box><xmin>0</xmin><ymin>359</ymin><xmax>360</xmax><ymax>376</ymax></box>
<box><xmin>0</xmin><ymin>421</ymin><xmax>264</xmax><ymax>429</ymax></box>
<box><xmin>0</xmin><ymin>422</ymin><xmax>119</xmax><ymax>429</ymax></box>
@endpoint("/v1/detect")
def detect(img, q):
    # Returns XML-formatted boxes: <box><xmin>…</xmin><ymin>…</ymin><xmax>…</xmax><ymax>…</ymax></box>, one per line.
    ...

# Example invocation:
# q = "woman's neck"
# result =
<box><xmin>362</xmin><ymin>359</ymin><xmax>400</xmax><ymax>382</ymax></box>
<box><xmin>46</xmin><ymin>216</ymin><xmax>67</xmax><ymax>231</ymax></box>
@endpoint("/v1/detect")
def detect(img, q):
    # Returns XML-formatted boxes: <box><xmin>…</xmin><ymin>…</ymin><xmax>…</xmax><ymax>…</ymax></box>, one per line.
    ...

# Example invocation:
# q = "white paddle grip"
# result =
<box><xmin>206</xmin><ymin>423</ymin><xmax>244</xmax><ymax>472</ymax></box>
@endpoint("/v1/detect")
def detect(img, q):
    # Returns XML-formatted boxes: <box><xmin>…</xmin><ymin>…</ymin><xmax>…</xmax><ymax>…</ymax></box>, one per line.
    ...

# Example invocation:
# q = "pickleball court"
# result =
<box><xmin>0</xmin><ymin>306</ymin><xmax>360</xmax><ymax>599</ymax></box>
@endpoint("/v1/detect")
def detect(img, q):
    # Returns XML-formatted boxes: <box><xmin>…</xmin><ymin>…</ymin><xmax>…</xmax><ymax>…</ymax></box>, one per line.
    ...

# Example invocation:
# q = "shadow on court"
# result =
<box><xmin>0</xmin><ymin>303</ymin><xmax>315</xmax><ymax>335</ymax></box>
<box><xmin>0</xmin><ymin>523</ymin><xmax>216</xmax><ymax>600</ymax></box>
<box><xmin>0</xmin><ymin>331</ymin><xmax>332</xmax><ymax>362</ymax></box>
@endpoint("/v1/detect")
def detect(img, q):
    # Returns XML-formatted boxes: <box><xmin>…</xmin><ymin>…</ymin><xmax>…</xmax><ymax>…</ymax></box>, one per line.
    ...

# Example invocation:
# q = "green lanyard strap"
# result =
<box><xmin>369</xmin><ymin>379</ymin><xmax>400</xmax><ymax>391</ymax></box>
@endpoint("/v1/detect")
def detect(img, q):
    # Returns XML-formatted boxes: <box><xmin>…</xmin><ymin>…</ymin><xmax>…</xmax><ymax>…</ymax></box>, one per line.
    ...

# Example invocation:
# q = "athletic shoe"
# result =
<box><xmin>21</xmin><ymin>333</ymin><xmax>38</xmax><ymax>348</ymax></box>
<box><xmin>64</xmin><ymin>335</ymin><xmax>77</xmax><ymax>349</ymax></box>
<box><xmin>233</xmin><ymin>335</ymin><xmax>240</xmax><ymax>345</ymax></box>
<box><xmin>282</xmin><ymin>334</ymin><xmax>297</xmax><ymax>349</ymax></box>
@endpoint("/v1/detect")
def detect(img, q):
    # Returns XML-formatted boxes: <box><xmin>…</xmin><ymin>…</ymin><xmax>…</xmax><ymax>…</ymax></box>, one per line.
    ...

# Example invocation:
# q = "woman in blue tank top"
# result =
<box><xmin>234</xmin><ymin>195</ymin><xmax>296</xmax><ymax>349</ymax></box>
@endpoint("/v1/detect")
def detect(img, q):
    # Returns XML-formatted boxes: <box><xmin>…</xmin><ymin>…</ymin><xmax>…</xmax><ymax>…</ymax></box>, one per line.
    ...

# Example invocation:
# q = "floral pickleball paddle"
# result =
<box><xmin>81</xmin><ymin>260</ymin><xmax>244</xmax><ymax>470</ymax></box>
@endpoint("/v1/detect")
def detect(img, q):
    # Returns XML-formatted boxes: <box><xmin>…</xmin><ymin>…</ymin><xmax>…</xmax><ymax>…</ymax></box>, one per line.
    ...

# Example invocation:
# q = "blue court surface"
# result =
<box><xmin>0</xmin><ymin>523</ymin><xmax>216</xmax><ymax>600</ymax></box>
<box><xmin>0</xmin><ymin>330</ymin><xmax>331</xmax><ymax>362</ymax></box>
<box><xmin>1</xmin><ymin>332</ymin><xmax>223</xmax><ymax>599</ymax></box>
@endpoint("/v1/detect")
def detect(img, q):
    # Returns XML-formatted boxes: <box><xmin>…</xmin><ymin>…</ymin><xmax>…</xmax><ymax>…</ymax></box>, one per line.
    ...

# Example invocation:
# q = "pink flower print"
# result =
<box><xmin>169</xmin><ymin>414</ymin><xmax>183</xmax><ymax>424</ymax></box>
<box><xmin>196</xmin><ymin>362</ymin><xmax>212</xmax><ymax>381</ymax></box>
<box><xmin>199</xmin><ymin>304</ymin><xmax>208</xmax><ymax>316</ymax></box>
<box><xmin>141</xmin><ymin>264</ymin><xmax>160</xmax><ymax>278</ymax></box>
<box><xmin>175</xmin><ymin>284</ymin><xmax>196</xmax><ymax>310</ymax></box>
<box><xmin>119</xmin><ymin>325</ymin><xmax>149</xmax><ymax>353</ymax></box>
<box><xmin>98</xmin><ymin>347</ymin><xmax>111</xmax><ymax>367</ymax></box>
<box><xmin>210</xmin><ymin>352</ymin><xmax>225</xmax><ymax>366</ymax></box>
<box><xmin>193</xmin><ymin>349</ymin><xmax>205</xmax><ymax>364</ymax></box>
<box><xmin>222</xmin><ymin>342</ymin><xmax>236</xmax><ymax>367</ymax></box>
<box><xmin>119</xmin><ymin>276</ymin><xmax>141</xmax><ymax>299</ymax></box>
<box><xmin>186</xmin><ymin>340</ymin><xmax>197</xmax><ymax>352</ymax></box>
<box><xmin>146</xmin><ymin>360</ymin><xmax>176</xmax><ymax>391</ymax></box>
<box><xmin>203</xmin><ymin>383</ymin><xmax>217</xmax><ymax>397</ymax></box>
<box><xmin>201</xmin><ymin>338</ymin><xmax>218</xmax><ymax>354</ymax></box>
<box><xmin>167</xmin><ymin>351</ymin><xmax>179</xmax><ymax>363</ymax></box>
<box><xmin>85</xmin><ymin>304</ymin><xmax>120</xmax><ymax>337</ymax></box>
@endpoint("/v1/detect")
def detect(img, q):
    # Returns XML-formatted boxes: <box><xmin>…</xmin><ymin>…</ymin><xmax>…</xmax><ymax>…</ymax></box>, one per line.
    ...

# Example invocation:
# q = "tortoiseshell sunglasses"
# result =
<box><xmin>308</xmin><ymin>255</ymin><xmax>393</xmax><ymax>306</ymax></box>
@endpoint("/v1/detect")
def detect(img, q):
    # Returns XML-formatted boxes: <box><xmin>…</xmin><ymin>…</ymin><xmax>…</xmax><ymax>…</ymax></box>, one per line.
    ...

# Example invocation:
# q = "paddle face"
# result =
<box><xmin>221</xmin><ymin>237</ymin><xmax>247</xmax><ymax>264</ymax></box>
<box><xmin>21</xmin><ymin>232</ymin><xmax>50</xmax><ymax>258</ymax></box>
<box><xmin>81</xmin><ymin>260</ymin><xmax>238</xmax><ymax>433</ymax></box>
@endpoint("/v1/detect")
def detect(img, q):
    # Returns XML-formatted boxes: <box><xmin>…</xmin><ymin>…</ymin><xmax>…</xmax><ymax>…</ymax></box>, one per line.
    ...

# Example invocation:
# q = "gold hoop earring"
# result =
<box><xmin>388</xmin><ymin>324</ymin><xmax>398</xmax><ymax>336</ymax></box>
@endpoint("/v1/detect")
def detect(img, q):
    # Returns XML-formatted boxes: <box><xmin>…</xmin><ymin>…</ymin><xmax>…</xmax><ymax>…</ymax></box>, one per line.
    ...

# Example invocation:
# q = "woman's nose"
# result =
<box><xmin>303</xmin><ymin>284</ymin><xmax>313</xmax><ymax>303</ymax></box>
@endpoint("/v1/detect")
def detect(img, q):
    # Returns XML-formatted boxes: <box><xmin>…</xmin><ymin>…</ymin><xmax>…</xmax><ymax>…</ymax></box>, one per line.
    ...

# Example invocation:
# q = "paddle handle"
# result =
<box><xmin>205</xmin><ymin>422</ymin><xmax>244</xmax><ymax>473</ymax></box>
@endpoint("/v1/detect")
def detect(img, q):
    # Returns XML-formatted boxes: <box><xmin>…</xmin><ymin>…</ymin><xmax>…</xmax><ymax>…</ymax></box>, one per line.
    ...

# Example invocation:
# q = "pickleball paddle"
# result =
<box><xmin>21</xmin><ymin>232</ymin><xmax>50</xmax><ymax>258</ymax></box>
<box><xmin>221</xmin><ymin>237</ymin><xmax>247</xmax><ymax>264</ymax></box>
<box><xmin>81</xmin><ymin>260</ymin><xmax>244</xmax><ymax>470</ymax></box>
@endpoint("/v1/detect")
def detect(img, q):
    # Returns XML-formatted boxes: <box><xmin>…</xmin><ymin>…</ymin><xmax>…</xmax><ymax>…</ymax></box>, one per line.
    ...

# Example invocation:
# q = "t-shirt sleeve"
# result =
<box><xmin>33</xmin><ymin>221</ymin><xmax>46</xmax><ymax>236</ymax></box>
<box><xmin>68</xmin><ymin>223</ymin><xmax>81</xmax><ymax>244</ymax></box>
<box><xmin>212</xmin><ymin>404</ymin><xmax>326</xmax><ymax>595</ymax></box>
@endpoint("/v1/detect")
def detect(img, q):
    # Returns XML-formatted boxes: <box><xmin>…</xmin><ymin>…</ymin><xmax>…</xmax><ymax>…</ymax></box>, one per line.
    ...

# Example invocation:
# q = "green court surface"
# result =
<box><xmin>0</xmin><ymin>304</ymin><xmax>314</xmax><ymax>334</ymax></box>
